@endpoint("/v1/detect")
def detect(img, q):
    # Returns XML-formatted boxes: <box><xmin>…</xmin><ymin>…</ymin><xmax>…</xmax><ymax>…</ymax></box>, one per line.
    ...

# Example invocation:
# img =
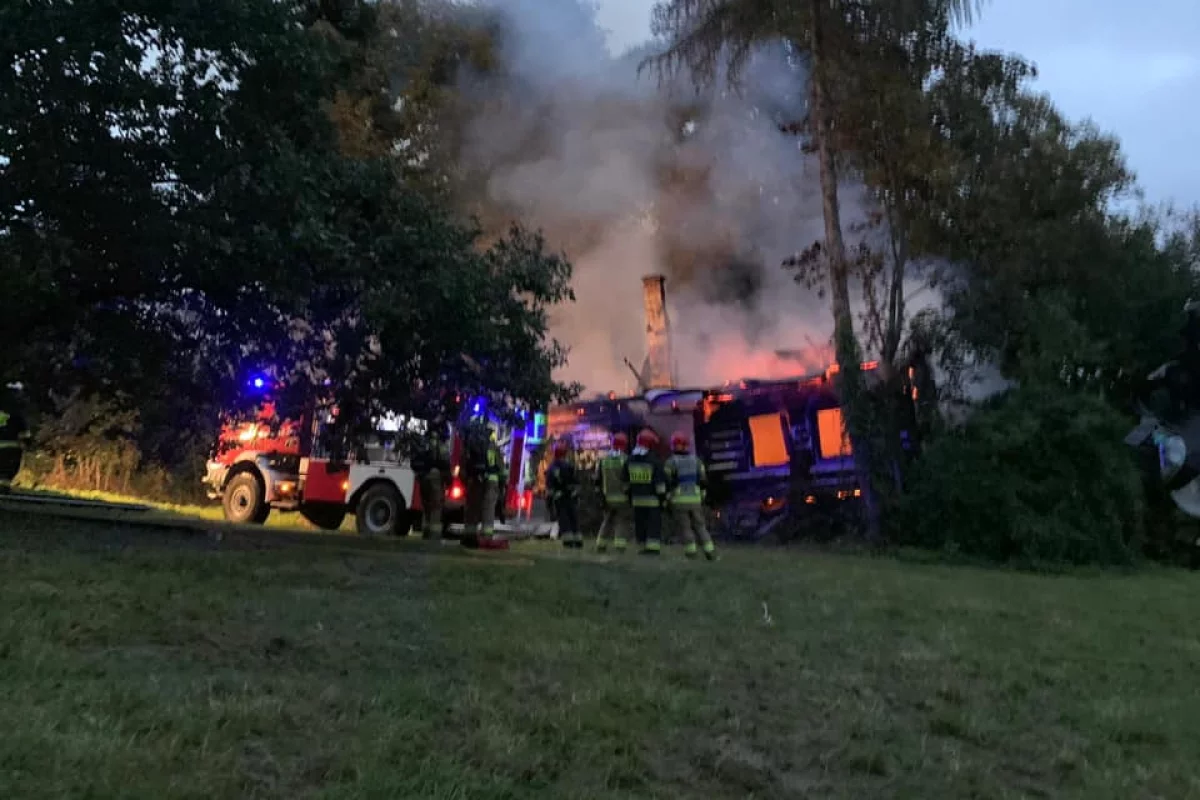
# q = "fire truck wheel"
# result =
<box><xmin>355</xmin><ymin>483</ymin><xmax>409</xmax><ymax>537</ymax></box>
<box><xmin>223</xmin><ymin>472</ymin><xmax>268</xmax><ymax>525</ymax></box>
<box><xmin>300</xmin><ymin>505</ymin><xmax>346</xmax><ymax>531</ymax></box>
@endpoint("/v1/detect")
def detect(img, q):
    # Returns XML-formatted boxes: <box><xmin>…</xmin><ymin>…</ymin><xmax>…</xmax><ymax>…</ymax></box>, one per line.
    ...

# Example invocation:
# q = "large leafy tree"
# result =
<box><xmin>0</xmin><ymin>0</ymin><xmax>310</xmax><ymax>475</ymax></box>
<box><xmin>0</xmin><ymin>0</ymin><xmax>576</xmax><ymax>486</ymax></box>
<box><xmin>906</xmin><ymin>40</ymin><xmax>1198</xmax><ymax>406</ymax></box>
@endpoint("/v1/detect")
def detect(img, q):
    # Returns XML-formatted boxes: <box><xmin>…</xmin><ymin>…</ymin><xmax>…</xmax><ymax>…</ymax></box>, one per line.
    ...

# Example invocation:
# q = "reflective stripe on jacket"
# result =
<box><xmin>485</xmin><ymin>445</ymin><xmax>505</xmax><ymax>484</ymax></box>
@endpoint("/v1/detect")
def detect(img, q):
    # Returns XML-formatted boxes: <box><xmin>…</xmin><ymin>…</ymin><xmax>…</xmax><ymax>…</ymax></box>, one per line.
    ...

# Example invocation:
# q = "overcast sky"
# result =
<box><xmin>593</xmin><ymin>0</ymin><xmax>1200</xmax><ymax>211</ymax></box>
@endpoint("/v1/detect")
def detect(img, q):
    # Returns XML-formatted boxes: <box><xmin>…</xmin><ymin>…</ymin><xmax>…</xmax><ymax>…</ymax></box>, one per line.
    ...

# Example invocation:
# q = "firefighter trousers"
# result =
<box><xmin>672</xmin><ymin>505</ymin><xmax>715</xmax><ymax>557</ymax></box>
<box><xmin>0</xmin><ymin>443</ymin><xmax>21</xmax><ymax>490</ymax></box>
<box><xmin>419</xmin><ymin>471</ymin><xmax>444</xmax><ymax>539</ymax></box>
<box><xmin>632</xmin><ymin>505</ymin><xmax>662</xmax><ymax>551</ymax></box>
<box><xmin>596</xmin><ymin>504</ymin><xmax>631</xmax><ymax>551</ymax></box>
<box><xmin>465</xmin><ymin>479</ymin><xmax>499</xmax><ymax>534</ymax></box>
<box><xmin>464</xmin><ymin>477</ymin><xmax>485</xmax><ymax>532</ymax></box>
<box><xmin>554</xmin><ymin>494</ymin><xmax>581</xmax><ymax>545</ymax></box>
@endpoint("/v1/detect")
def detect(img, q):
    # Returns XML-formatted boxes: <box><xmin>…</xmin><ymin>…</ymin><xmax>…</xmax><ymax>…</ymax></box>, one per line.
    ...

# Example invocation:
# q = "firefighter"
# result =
<box><xmin>665</xmin><ymin>432</ymin><xmax>717</xmax><ymax>561</ymax></box>
<box><xmin>461</xmin><ymin>422</ymin><xmax>507</xmax><ymax>548</ymax></box>
<box><xmin>479</xmin><ymin>428</ymin><xmax>506</xmax><ymax>541</ymax></box>
<box><xmin>622</xmin><ymin>428</ymin><xmax>667</xmax><ymax>555</ymax></box>
<box><xmin>462</xmin><ymin>421</ymin><xmax>490</xmax><ymax>536</ymax></box>
<box><xmin>413</xmin><ymin>424</ymin><xmax>451</xmax><ymax>540</ymax></box>
<box><xmin>546</xmin><ymin>440</ymin><xmax>582</xmax><ymax>547</ymax></box>
<box><xmin>594</xmin><ymin>431</ymin><xmax>631</xmax><ymax>553</ymax></box>
<box><xmin>0</xmin><ymin>387</ymin><xmax>28</xmax><ymax>493</ymax></box>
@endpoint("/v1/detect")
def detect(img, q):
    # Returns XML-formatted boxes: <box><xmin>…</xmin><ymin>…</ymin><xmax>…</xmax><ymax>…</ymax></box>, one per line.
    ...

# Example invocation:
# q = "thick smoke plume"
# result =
<box><xmin>458</xmin><ymin>0</ymin><xmax>891</xmax><ymax>394</ymax></box>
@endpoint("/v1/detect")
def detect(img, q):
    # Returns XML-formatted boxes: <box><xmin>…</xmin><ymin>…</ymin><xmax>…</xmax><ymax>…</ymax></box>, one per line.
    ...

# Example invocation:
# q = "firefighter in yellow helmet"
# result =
<box><xmin>665</xmin><ymin>431</ymin><xmax>716</xmax><ymax>560</ymax></box>
<box><xmin>594</xmin><ymin>431</ymin><xmax>631</xmax><ymax>553</ymax></box>
<box><xmin>622</xmin><ymin>428</ymin><xmax>667</xmax><ymax>555</ymax></box>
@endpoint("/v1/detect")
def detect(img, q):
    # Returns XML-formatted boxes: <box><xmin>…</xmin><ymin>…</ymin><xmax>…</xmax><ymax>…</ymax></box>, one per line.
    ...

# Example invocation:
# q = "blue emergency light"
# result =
<box><xmin>246</xmin><ymin>372</ymin><xmax>273</xmax><ymax>395</ymax></box>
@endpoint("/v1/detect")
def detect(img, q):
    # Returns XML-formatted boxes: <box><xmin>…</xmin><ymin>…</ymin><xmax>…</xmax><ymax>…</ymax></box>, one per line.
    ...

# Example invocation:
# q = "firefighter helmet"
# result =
<box><xmin>670</xmin><ymin>432</ymin><xmax>690</xmax><ymax>453</ymax></box>
<box><xmin>635</xmin><ymin>429</ymin><xmax>658</xmax><ymax>449</ymax></box>
<box><xmin>552</xmin><ymin>440</ymin><xmax>569</xmax><ymax>458</ymax></box>
<box><xmin>612</xmin><ymin>432</ymin><xmax>629</xmax><ymax>451</ymax></box>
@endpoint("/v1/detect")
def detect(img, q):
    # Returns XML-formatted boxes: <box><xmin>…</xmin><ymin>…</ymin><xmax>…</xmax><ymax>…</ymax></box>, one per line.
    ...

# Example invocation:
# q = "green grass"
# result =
<box><xmin>2</xmin><ymin>511</ymin><xmax>1200</xmax><ymax>798</ymax></box>
<box><xmin>13</xmin><ymin>485</ymin><xmax>337</xmax><ymax>530</ymax></box>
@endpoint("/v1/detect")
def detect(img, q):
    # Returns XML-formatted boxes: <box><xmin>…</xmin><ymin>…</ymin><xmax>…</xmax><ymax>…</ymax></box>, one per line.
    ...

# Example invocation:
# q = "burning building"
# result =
<box><xmin>546</xmin><ymin>275</ymin><xmax>919</xmax><ymax>538</ymax></box>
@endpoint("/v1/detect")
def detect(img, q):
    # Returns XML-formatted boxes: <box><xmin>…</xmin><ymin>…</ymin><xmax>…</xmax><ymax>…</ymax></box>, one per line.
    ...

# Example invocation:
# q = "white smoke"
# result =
<box><xmin>460</xmin><ymin>0</ymin><xmax>936</xmax><ymax>393</ymax></box>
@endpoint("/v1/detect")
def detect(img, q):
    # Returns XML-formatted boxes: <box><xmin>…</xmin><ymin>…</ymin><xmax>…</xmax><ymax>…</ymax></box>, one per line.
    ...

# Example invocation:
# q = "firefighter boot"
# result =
<box><xmin>684</xmin><ymin>542</ymin><xmax>699</xmax><ymax>559</ymax></box>
<box><xmin>703</xmin><ymin>542</ymin><xmax>718</xmax><ymax>562</ymax></box>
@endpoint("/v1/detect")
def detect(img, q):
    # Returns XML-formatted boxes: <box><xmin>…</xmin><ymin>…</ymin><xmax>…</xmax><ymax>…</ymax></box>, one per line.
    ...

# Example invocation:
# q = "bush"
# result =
<box><xmin>895</xmin><ymin>386</ymin><xmax>1143</xmax><ymax>567</ymax></box>
<box><xmin>16</xmin><ymin>392</ymin><xmax>215</xmax><ymax>506</ymax></box>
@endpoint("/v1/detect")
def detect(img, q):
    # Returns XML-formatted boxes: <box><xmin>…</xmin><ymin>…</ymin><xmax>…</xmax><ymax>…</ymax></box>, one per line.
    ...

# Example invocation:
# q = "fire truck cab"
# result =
<box><xmin>203</xmin><ymin>384</ymin><xmax>544</xmax><ymax>536</ymax></box>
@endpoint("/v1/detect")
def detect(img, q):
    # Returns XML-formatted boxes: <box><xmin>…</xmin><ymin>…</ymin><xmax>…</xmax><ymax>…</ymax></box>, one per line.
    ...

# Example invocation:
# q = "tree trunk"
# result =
<box><xmin>809</xmin><ymin>1</ymin><xmax>882</xmax><ymax>541</ymax></box>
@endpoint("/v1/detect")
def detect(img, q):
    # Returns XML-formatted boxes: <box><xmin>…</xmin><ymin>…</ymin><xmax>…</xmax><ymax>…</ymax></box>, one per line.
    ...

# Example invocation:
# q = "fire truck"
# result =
<box><xmin>203</xmin><ymin>378</ymin><xmax>545</xmax><ymax>536</ymax></box>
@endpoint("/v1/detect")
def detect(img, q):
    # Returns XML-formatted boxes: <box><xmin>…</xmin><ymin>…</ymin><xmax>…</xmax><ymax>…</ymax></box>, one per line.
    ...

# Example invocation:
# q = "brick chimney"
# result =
<box><xmin>641</xmin><ymin>274</ymin><xmax>675</xmax><ymax>389</ymax></box>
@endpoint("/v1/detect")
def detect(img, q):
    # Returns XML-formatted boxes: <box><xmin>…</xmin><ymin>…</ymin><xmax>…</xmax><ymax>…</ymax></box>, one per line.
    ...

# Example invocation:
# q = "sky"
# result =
<box><xmin>593</xmin><ymin>0</ymin><xmax>1200</xmax><ymax>211</ymax></box>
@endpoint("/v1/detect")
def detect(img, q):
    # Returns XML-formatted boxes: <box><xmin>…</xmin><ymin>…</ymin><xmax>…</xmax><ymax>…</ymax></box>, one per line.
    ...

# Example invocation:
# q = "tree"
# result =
<box><xmin>0</xmin><ymin>0</ymin><xmax>578</xmax><ymax>492</ymax></box>
<box><xmin>908</xmin><ymin>41</ymin><xmax>1197</xmax><ymax>408</ymax></box>
<box><xmin>641</xmin><ymin>0</ymin><xmax>984</xmax><ymax>536</ymax></box>
<box><xmin>0</xmin><ymin>0</ymin><xmax>315</xmax><ymax>429</ymax></box>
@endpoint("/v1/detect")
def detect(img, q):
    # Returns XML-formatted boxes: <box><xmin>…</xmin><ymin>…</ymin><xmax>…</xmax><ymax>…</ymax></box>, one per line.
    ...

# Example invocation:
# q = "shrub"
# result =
<box><xmin>895</xmin><ymin>386</ymin><xmax>1143</xmax><ymax>567</ymax></box>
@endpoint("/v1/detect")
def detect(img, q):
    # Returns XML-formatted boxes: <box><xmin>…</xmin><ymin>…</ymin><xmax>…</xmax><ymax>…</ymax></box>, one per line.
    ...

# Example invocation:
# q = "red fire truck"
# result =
<box><xmin>203</xmin><ymin>382</ymin><xmax>543</xmax><ymax>536</ymax></box>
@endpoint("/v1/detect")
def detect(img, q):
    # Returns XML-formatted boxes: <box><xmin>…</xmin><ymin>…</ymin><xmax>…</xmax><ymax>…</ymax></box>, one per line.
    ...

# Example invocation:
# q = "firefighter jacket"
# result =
<box><xmin>665</xmin><ymin>453</ymin><xmax>707</xmax><ymax>506</ymax></box>
<box><xmin>622</xmin><ymin>447</ymin><xmax>667</xmax><ymax>508</ymax></box>
<box><xmin>463</xmin><ymin>429</ymin><xmax>492</xmax><ymax>480</ymax></box>
<box><xmin>0</xmin><ymin>406</ymin><xmax>26</xmax><ymax>449</ymax></box>
<box><xmin>594</xmin><ymin>450</ymin><xmax>629</xmax><ymax>506</ymax></box>
<box><xmin>412</xmin><ymin>436</ymin><xmax>451</xmax><ymax>477</ymax></box>
<box><xmin>485</xmin><ymin>443</ymin><xmax>506</xmax><ymax>484</ymax></box>
<box><xmin>545</xmin><ymin>458</ymin><xmax>579</xmax><ymax>503</ymax></box>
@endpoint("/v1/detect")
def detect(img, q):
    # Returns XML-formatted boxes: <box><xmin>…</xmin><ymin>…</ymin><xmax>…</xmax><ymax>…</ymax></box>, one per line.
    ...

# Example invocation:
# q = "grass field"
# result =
<box><xmin>13</xmin><ymin>485</ymin><xmax>342</xmax><ymax>530</ymax></box>
<box><xmin>2</xmin><ymin>510</ymin><xmax>1200</xmax><ymax>799</ymax></box>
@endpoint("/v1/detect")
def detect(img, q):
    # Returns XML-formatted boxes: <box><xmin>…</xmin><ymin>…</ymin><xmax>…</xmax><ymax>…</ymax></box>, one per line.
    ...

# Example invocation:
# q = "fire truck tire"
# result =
<box><xmin>355</xmin><ymin>483</ymin><xmax>409</xmax><ymax>537</ymax></box>
<box><xmin>300</xmin><ymin>504</ymin><xmax>346</xmax><ymax>531</ymax></box>
<box><xmin>223</xmin><ymin>472</ymin><xmax>268</xmax><ymax>525</ymax></box>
